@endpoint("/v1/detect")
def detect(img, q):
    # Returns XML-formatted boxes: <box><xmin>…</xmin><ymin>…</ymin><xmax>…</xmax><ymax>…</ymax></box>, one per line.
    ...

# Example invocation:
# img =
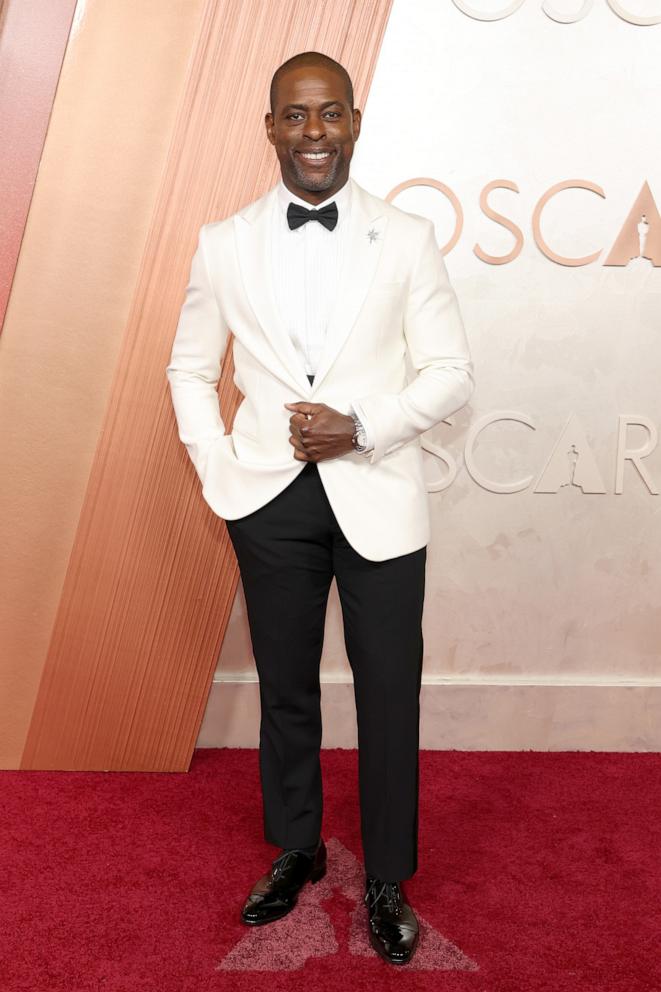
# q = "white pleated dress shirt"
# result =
<box><xmin>271</xmin><ymin>176</ymin><xmax>374</xmax><ymax>453</ymax></box>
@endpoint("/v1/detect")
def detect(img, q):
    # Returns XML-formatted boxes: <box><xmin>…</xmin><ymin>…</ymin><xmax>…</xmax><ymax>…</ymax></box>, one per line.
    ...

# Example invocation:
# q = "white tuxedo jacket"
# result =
<box><xmin>166</xmin><ymin>177</ymin><xmax>475</xmax><ymax>561</ymax></box>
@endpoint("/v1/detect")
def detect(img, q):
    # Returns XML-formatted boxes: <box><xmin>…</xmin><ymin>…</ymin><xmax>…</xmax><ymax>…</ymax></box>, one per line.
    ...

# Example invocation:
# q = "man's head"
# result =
<box><xmin>265</xmin><ymin>51</ymin><xmax>361</xmax><ymax>205</ymax></box>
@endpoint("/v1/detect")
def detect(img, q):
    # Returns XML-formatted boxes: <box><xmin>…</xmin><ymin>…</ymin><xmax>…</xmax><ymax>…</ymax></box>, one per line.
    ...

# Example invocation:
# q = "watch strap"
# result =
<box><xmin>350</xmin><ymin>412</ymin><xmax>368</xmax><ymax>452</ymax></box>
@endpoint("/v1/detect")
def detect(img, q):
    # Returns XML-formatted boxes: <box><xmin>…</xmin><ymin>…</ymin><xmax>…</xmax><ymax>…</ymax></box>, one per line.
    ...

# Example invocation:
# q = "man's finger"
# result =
<box><xmin>292</xmin><ymin>413</ymin><xmax>313</xmax><ymax>427</ymax></box>
<box><xmin>284</xmin><ymin>402</ymin><xmax>321</xmax><ymax>416</ymax></box>
<box><xmin>289</xmin><ymin>425</ymin><xmax>310</xmax><ymax>443</ymax></box>
<box><xmin>289</xmin><ymin>435</ymin><xmax>311</xmax><ymax>459</ymax></box>
<box><xmin>290</xmin><ymin>414</ymin><xmax>313</xmax><ymax>437</ymax></box>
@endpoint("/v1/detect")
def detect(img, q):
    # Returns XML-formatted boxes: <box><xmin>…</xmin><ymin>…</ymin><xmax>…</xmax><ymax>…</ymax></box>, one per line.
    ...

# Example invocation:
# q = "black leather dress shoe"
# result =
<box><xmin>240</xmin><ymin>839</ymin><xmax>327</xmax><ymax>925</ymax></box>
<box><xmin>364</xmin><ymin>874</ymin><xmax>420</xmax><ymax>964</ymax></box>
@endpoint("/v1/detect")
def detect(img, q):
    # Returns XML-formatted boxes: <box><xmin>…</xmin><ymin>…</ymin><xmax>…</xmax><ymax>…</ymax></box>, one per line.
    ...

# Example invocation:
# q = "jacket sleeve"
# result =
<box><xmin>352</xmin><ymin>218</ymin><xmax>475</xmax><ymax>465</ymax></box>
<box><xmin>165</xmin><ymin>224</ymin><xmax>230</xmax><ymax>483</ymax></box>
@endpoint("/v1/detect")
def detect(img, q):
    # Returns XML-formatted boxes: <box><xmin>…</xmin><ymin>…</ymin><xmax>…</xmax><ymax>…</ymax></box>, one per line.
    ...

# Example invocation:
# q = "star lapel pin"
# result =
<box><xmin>366</xmin><ymin>226</ymin><xmax>380</xmax><ymax>244</ymax></box>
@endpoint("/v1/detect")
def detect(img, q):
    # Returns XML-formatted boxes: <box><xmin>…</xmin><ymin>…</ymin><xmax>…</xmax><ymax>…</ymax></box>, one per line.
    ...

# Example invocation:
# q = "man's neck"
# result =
<box><xmin>281</xmin><ymin>174</ymin><xmax>350</xmax><ymax>207</ymax></box>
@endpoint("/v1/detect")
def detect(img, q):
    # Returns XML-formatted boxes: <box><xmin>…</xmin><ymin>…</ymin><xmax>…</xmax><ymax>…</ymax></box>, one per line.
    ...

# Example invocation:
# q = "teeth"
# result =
<box><xmin>299</xmin><ymin>152</ymin><xmax>331</xmax><ymax>159</ymax></box>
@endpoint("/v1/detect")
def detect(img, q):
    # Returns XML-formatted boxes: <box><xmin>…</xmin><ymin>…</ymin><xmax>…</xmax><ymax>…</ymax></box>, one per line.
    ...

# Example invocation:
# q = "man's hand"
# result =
<box><xmin>284</xmin><ymin>402</ymin><xmax>355</xmax><ymax>462</ymax></box>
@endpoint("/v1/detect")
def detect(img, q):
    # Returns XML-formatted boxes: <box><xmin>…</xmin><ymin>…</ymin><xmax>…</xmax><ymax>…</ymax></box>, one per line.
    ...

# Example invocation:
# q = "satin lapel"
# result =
<box><xmin>233</xmin><ymin>187</ymin><xmax>313</xmax><ymax>396</ymax></box>
<box><xmin>310</xmin><ymin>178</ymin><xmax>388</xmax><ymax>392</ymax></box>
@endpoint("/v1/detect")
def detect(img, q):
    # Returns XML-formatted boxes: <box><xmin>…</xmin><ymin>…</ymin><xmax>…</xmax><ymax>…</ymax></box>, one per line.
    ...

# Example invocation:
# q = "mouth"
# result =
<box><xmin>295</xmin><ymin>149</ymin><xmax>336</xmax><ymax>165</ymax></box>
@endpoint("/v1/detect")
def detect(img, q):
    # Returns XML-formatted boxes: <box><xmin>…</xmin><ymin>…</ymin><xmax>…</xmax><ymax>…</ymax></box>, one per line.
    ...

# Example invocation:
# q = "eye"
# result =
<box><xmin>324</xmin><ymin>112</ymin><xmax>340</xmax><ymax>118</ymax></box>
<box><xmin>286</xmin><ymin>113</ymin><xmax>303</xmax><ymax>120</ymax></box>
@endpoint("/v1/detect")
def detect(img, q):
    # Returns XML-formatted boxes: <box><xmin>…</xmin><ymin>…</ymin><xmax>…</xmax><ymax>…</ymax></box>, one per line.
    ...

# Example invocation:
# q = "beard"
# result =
<box><xmin>288</xmin><ymin>150</ymin><xmax>342</xmax><ymax>193</ymax></box>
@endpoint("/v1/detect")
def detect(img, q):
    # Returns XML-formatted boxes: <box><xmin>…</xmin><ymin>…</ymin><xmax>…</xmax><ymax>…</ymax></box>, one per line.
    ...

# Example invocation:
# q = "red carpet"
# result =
<box><xmin>1</xmin><ymin>749</ymin><xmax>659</xmax><ymax>991</ymax></box>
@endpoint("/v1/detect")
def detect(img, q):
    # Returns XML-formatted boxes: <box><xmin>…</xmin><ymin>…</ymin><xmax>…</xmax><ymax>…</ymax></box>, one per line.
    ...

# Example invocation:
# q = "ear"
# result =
<box><xmin>264</xmin><ymin>112</ymin><xmax>275</xmax><ymax>146</ymax></box>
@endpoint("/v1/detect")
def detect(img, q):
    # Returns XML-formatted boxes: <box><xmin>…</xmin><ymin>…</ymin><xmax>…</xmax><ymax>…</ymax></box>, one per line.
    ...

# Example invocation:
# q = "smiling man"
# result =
<box><xmin>269</xmin><ymin>53</ymin><xmax>372</xmax><ymax>461</ymax></box>
<box><xmin>166</xmin><ymin>50</ymin><xmax>474</xmax><ymax>966</ymax></box>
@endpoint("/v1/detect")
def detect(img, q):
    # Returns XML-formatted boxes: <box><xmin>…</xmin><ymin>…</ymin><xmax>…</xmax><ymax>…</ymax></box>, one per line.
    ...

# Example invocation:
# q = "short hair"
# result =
<box><xmin>270</xmin><ymin>51</ymin><xmax>354</xmax><ymax>116</ymax></box>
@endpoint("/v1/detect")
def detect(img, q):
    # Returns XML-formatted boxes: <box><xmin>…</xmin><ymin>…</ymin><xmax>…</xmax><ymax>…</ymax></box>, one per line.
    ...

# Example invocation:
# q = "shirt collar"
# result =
<box><xmin>277</xmin><ymin>174</ymin><xmax>352</xmax><ymax>227</ymax></box>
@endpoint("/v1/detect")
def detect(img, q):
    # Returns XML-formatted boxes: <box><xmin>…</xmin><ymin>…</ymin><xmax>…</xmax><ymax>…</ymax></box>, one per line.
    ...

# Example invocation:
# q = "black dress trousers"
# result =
<box><xmin>225</xmin><ymin>375</ymin><xmax>427</xmax><ymax>881</ymax></box>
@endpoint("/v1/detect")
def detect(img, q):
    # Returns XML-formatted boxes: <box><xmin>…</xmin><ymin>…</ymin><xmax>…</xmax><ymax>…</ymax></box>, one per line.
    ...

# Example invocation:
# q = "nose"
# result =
<box><xmin>303</xmin><ymin>111</ymin><xmax>326</xmax><ymax>141</ymax></box>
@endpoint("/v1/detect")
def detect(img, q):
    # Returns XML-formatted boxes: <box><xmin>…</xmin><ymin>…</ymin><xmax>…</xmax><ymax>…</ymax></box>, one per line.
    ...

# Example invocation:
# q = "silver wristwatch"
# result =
<box><xmin>350</xmin><ymin>413</ymin><xmax>368</xmax><ymax>452</ymax></box>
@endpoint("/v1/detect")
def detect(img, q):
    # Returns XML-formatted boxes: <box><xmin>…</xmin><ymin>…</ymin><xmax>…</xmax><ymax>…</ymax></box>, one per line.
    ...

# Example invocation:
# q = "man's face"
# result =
<box><xmin>265</xmin><ymin>65</ymin><xmax>361</xmax><ymax>204</ymax></box>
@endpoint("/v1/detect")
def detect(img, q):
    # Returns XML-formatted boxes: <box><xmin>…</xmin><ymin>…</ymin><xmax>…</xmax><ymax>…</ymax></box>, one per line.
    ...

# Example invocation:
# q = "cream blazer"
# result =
<box><xmin>166</xmin><ymin>177</ymin><xmax>475</xmax><ymax>562</ymax></box>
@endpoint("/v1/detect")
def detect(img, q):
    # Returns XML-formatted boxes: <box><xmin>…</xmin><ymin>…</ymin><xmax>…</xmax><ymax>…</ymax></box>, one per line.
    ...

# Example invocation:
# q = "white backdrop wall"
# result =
<box><xmin>200</xmin><ymin>0</ymin><xmax>661</xmax><ymax>750</ymax></box>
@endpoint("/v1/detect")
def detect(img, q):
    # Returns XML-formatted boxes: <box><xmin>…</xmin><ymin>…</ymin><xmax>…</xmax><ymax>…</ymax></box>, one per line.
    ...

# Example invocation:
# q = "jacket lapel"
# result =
<box><xmin>234</xmin><ymin>186</ymin><xmax>311</xmax><ymax>395</ymax></box>
<box><xmin>311</xmin><ymin>178</ymin><xmax>388</xmax><ymax>392</ymax></box>
<box><xmin>233</xmin><ymin>177</ymin><xmax>388</xmax><ymax>396</ymax></box>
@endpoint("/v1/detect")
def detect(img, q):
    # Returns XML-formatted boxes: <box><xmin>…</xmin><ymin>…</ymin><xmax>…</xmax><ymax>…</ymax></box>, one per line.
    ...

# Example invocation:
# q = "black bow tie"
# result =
<box><xmin>287</xmin><ymin>200</ymin><xmax>338</xmax><ymax>232</ymax></box>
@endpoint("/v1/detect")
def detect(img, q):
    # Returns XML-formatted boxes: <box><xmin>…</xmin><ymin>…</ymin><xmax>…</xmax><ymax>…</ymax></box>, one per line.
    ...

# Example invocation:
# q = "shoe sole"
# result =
<box><xmin>240</xmin><ymin>860</ymin><xmax>327</xmax><ymax>926</ymax></box>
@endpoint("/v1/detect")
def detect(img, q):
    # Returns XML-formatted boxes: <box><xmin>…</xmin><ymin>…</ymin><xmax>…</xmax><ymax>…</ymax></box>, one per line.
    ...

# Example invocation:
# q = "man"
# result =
<box><xmin>166</xmin><ymin>50</ymin><xmax>474</xmax><ymax>965</ymax></box>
